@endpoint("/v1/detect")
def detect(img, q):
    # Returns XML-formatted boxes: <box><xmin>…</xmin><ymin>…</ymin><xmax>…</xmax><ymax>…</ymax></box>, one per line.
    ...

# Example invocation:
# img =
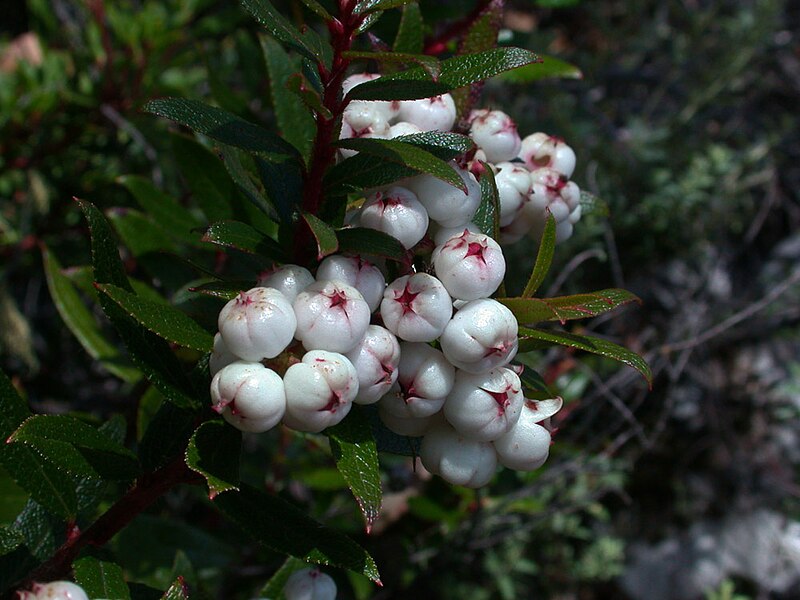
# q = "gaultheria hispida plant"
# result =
<box><xmin>3</xmin><ymin>0</ymin><xmax>652</xmax><ymax>597</ymax></box>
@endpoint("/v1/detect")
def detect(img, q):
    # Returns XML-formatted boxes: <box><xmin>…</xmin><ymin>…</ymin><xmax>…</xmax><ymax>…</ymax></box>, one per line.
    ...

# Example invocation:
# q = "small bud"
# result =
<box><xmin>380</xmin><ymin>273</ymin><xmax>452</xmax><ymax>342</ymax></box>
<box><xmin>257</xmin><ymin>264</ymin><xmax>314</xmax><ymax>302</ymax></box>
<box><xmin>440</xmin><ymin>299</ymin><xmax>518</xmax><ymax>373</ymax></box>
<box><xmin>218</xmin><ymin>287</ymin><xmax>296</xmax><ymax>361</ymax></box>
<box><xmin>283</xmin><ymin>567</ymin><xmax>337</xmax><ymax>600</ymax></box>
<box><xmin>468</xmin><ymin>109</ymin><xmax>522</xmax><ymax>163</ymax></box>
<box><xmin>358</xmin><ymin>186</ymin><xmax>429</xmax><ymax>250</ymax></box>
<box><xmin>397</xmin><ymin>94</ymin><xmax>456</xmax><ymax>132</ymax></box>
<box><xmin>345</xmin><ymin>325</ymin><xmax>401</xmax><ymax>405</ymax></box>
<box><xmin>210</xmin><ymin>361</ymin><xmax>286</xmax><ymax>433</ymax></box>
<box><xmin>405</xmin><ymin>162</ymin><xmax>481</xmax><ymax>228</ymax></box>
<box><xmin>432</xmin><ymin>231</ymin><xmax>506</xmax><ymax>301</ymax></box>
<box><xmin>282</xmin><ymin>351</ymin><xmax>359</xmax><ymax>433</ymax></box>
<box><xmin>420</xmin><ymin>422</ymin><xmax>497</xmax><ymax>488</ymax></box>
<box><xmin>293</xmin><ymin>280</ymin><xmax>371</xmax><ymax>353</ymax></box>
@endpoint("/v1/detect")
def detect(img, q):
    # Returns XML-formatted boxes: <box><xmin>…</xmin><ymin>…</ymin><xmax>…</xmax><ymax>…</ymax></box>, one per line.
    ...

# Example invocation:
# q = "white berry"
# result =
<box><xmin>209</xmin><ymin>332</ymin><xmax>239</xmax><ymax>377</ymax></box>
<box><xmin>342</xmin><ymin>73</ymin><xmax>400</xmax><ymax>123</ymax></box>
<box><xmin>397</xmin><ymin>94</ymin><xmax>456</xmax><ymax>132</ymax></box>
<box><xmin>380</xmin><ymin>273</ymin><xmax>452</xmax><ymax>342</ymax></box>
<box><xmin>316</xmin><ymin>255</ymin><xmax>386</xmax><ymax>313</ymax></box>
<box><xmin>218</xmin><ymin>287</ymin><xmax>296</xmax><ymax>361</ymax></box>
<box><xmin>493</xmin><ymin>397</ymin><xmax>562</xmax><ymax>471</ymax></box>
<box><xmin>405</xmin><ymin>162</ymin><xmax>481</xmax><ymax>228</ymax></box>
<box><xmin>420</xmin><ymin>423</ymin><xmax>497</xmax><ymax>488</ymax></box>
<box><xmin>430</xmin><ymin>221</ymin><xmax>481</xmax><ymax>246</ymax></box>
<box><xmin>358</xmin><ymin>186</ymin><xmax>429</xmax><ymax>250</ymax></box>
<box><xmin>379</xmin><ymin>342</ymin><xmax>455</xmax><ymax>419</ymax></box>
<box><xmin>440</xmin><ymin>299</ymin><xmax>518</xmax><ymax>373</ymax></box>
<box><xmin>210</xmin><ymin>361</ymin><xmax>286</xmax><ymax>433</ymax></box>
<box><xmin>282</xmin><ymin>351</ymin><xmax>358</xmax><ymax>433</ymax></box>
<box><xmin>293</xmin><ymin>280</ymin><xmax>371</xmax><ymax>353</ymax></box>
<box><xmin>519</xmin><ymin>132</ymin><xmax>576</xmax><ymax>178</ymax></box>
<box><xmin>494</xmin><ymin>162</ymin><xmax>531</xmax><ymax>227</ymax></box>
<box><xmin>345</xmin><ymin>325</ymin><xmax>401</xmax><ymax>405</ymax></box>
<box><xmin>443</xmin><ymin>367</ymin><xmax>523</xmax><ymax>441</ymax></box>
<box><xmin>339</xmin><ymin>104</ymin><xmax>391</xmax><ymax>158</ymax></box>
<box><xmin>432</xmin><ymin>230</ymin><xmax>506</xmax><ymax>301</ymax></box>
<box><xmin>468</xmin><ymin>109</ymin><xmax>522</xmax><ymax>163</ymax></box>
<box><xmin>283</xmin><ymin>567</ymin><xmax>337</xmax><ymax>600</ymax></box>
<box><xmin>378</xmin><ymin>407</ymin><xmax>439</xmax><ymax>437</ymax></box>
<box><xmin>257</xmin><ymin>264</ymin><xmax>314</xmax><ymax>303</ymax></box>
<box><xmin>18</xmin><ymin>582</ymin><xmax>89</xmax><ymax>600</ymax></box>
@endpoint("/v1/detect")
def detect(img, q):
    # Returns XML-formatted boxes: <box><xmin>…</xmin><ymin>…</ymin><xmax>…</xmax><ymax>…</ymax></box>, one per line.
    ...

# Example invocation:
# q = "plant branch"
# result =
<box><xmin>294</xmin><ymin>1</ymin><xmax>364</xmax><ymax>263</ymax></box>
<box><xmin>20</xmin><ymin>455</ymin><xmax>199</xmax><ymax>587</ymax></box>
<box><xmin>423</xmin><ymin>0</ymin><xmax>499</xmax><ymax>55</ymax></box>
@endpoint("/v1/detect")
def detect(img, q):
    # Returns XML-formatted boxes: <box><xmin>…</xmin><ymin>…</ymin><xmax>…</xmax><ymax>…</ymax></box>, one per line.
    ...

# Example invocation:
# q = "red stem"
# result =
<box><xmin>293</xmin><ymin>0</ymin><xmax>364</xmax><ymax>263</ymax></box>
<box><xmin>19</xmin><ymin>456</ymin><xmax>199</xmax><ymax>587</ymax></box>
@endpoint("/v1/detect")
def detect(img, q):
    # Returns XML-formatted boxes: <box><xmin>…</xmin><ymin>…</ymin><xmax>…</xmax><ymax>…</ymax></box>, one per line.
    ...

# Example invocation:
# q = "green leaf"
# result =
<box><xmin>302</xmin><ymin>212</ymin><xmax>339</xmax><ymax>260</ymax></box>
<box><xmin>0</xmin><ymin>500</ymin><xmax>62</xmax><ymax>588</ymax></box>
<box><xmin>185</xmin><ymin>421</ymin><xmax>241</xmax><ymax>500</ymax></box>
<box><xmin>215</xmin><ymin>485</ymin><xmax>380</xmax><ymax>582</ymax></box>
<box><xmin>107</xmin><ymin>209</ymin><xmax>177</xmax><ymax>257</ymax></box>
<box><xmin>146</xmin><ymin>98</ymin><xmax>297</xmax><ymax>159</ymax></box>
<box><xmin>139</xmin><ymin>402</ymin><xmax>199</xmax><ymax>473</ymax></box>
<box><xmin>172</xmin><ymin>135</ymin><xmax>236</xmax><ymax>223</ymax></box>
<box><xmin>96</xmin><ymin>284</ymin><xmax>214</xmax><ymax>352</ymax></box>
<box><xmin>260</xmin><ymin>557</ymin><xmax>306</xmax><ymax>597</ymax></box>
<box><xmin>336</xmin><ymin>227</ymin><xmax>410</xmax><ymax>264</ymax></box>
<box><xmin>517</xmin><ymin>327</ymin><xmax>653</xmax><ymax>386</ymax></box>
<box><xmin>347</xmin><ymin>47</ymin><xmax>541</xmax><ymax>101</ymax></box>
<box><xmin>117</xmin><ymin>176</ymin><xmax>201</xmax><ymax>243</ymax></box>
<box><xmin>240</xmin><ymin>0</ymin><xmax>332</xmax><ymax>67</ymax></box>
<box><xmin>286</xmin><ymin>73</ymin><xmax>331</xmax><ymax>119</ymax></box>
<box><xmin>298</xmin><ymin>0</ymin><xmax>331</xmax><ymax>20</ymax></box>
<box><xmin>42</xmin><ymin>248</ymin><xmax>140</xmax><ymax>383</ymax></box>
<box><xmin>497</xmin><ymin>54</ymin><xmax>582</xmax><ymax>83</ymax></box>
<box><xmin>203</xmin><ymin>220</ymin><xmax>286</xmax><ymax>261</ymax></box>
<box><xmin>356</xmin><ymin>0</ymin><xmax>413</xmax><ymax>14</ymax></box>
<box><xmin>473</xmin><ymin>165</ymin><xmax>500</xmax><ymax>239</ymax></box>
<box><xmin>580</xmin><ymin>190</ymin><xmax>610</xmax><ymax>217</ymax></box>
<box><xmin>325</xmin><ymin>132</ymin><xmax>472</xmax><ymax>192</ymax></box>
<box><xmin>343</xmin><ymin>51</ymin><xmax>440</xmax><ymax>80</ymax></box>
<box><xmin>393</xmin><ymin>3</ymin><xmax>423</xmax><ymax>54</ymax></box>
<box><xmin>451</xmin><ymin>0</ymin><xmax>503</xmax><ymax>114</ymax></box>
<box><xmin>334</xmin><ymin>138</ymin><xmax>465</xmax><ymax>191</ymax></box>
<box><xmin>188</xmin><ymin>280</ymin><xmax>252</xmax><ymax>301</ymax></box>
<box><xmin>361</xmin><ymin>404</ymin><xmax>421</xmax><ymax>457</ymax></box>
<box><xmin>161</xmin><ymin>578</ymin><xmax>189</xmax><ymax>600</ymax></box>
<box><xmin>9</xmin><ymin>415</ymin><xmax>140</xmax><ymax>480</ymax></box>
<box><xmin>254</xmin><ymin>155</ymin><xmax>302</xmax><ymax>224</ymax></box>
<box><xmin>327</xmin><ymin>408</ymin><xmax>382</xmax><ymax>531</ymax></box>
<box><xmin>0</xmin><ymin>370</ymin><xmax>78</xmax><ymax>519</ymax></box>
<box><xmin>521</xmin><ymin>213</ymin><xmax>556</xmax><ymax>298</ymax></box>
<box><xmin>499</xmin><ymin>288</ymin><xmax>641</xmax><ymax>324</ymax></box>
<box><xmin>216</xmin><ymin>146</ymin><xmax>281</xmax><ymax>221</ymax></box>
<box><xmin>77</xmin><ymin>199</ymin><xmax>132</xmax><ymax>292</ymax></box>
<box><xmin>73</xmin><ymin>556</ymin><xmax>132</xmax><ymax>600</ymax></box>
<box><xmin>0</xmin><ymin>526</ymin><xmax>23</xmax><ymax>556</ymax></box>
<box><xmin>517</xmin><ymin>364</ymin><xmax>556</xmax><ymax>398</ymax></box>
<box><xmin>261</xmin><ymin>35</ymin><xmax>316</xmax><ymax>159</ymax></box>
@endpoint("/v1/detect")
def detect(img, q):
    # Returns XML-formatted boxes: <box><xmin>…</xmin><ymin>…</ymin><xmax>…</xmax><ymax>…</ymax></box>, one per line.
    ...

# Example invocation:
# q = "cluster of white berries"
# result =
<box><xmin>17</xmin><ymin>581</ymin><xmax>88</xmax><ymax>600</ymax></box>
<box><xmin>208</xmin><ymin>74</ymin><xmax>565</xmax><ymax>489</ymax></box>
<box><xmin>341</xmin><ymin>73</ymin><xmax>583</xmax><ymax>245</ymax></box>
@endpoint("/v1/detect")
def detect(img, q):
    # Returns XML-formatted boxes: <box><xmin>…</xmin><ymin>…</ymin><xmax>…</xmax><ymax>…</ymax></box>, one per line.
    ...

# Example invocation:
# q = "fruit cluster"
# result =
<box><xmin>340</xmin><ymin>73</ymin><xmax>582</xmax><ymax>245</ymax></box>
<box><xmin>208</xmin><ymin>75</ymin><xmax>570</xmax><ymax>488</ymax></box>
<box><xmin>17</xmin><ymin>581</ymin><xmax>88</xmax><ymax>600</ymax></box>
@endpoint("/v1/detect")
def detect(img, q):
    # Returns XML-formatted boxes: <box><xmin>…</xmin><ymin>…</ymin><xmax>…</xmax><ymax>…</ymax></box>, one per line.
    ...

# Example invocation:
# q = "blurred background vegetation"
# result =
<box><xmin>1</xmin><ymin>0</ymin><xmax>798</xmax><ymax>598</ymax></box>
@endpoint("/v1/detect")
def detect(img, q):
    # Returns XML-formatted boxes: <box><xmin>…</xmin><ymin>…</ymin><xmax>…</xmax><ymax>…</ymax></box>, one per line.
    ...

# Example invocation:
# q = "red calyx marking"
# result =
<box><xmin>379</xmin><ymin>362</ymin><xmax>394</xmax><ymax>383</ymax></box>
<box><xmin>329</xmin><ymin>289</ymin><xmax>348</xmax><ymax>308</ymax></box>
<box><xmin>235</xmin><ymin>292</ymin><xmax>254</xmax><ymax>306</ymax></box>
<box><xmin>484</xmin><ymin>340</ymin><xmax>511</xmax><ymax>357</ymax></box>
<box><xmin>395</xmin><ymin>284</ymin><xmax>419</xmax><ymax>315</ymax></box>
<box><xmin>465</xmin><ymin>241</ymin><xmax>487</xmax><ymax>264</ymax></box>
<box><xmin>481</xmin><ymin>386</ymin><xmax>512</xmax><ymax>415</ymax></box>
<box><xmin>398</xmin><ymin>379</ymin><xmax>417</xmax><ymax>403</ymax></box>
<box><xmin>321</xmin><ymin>391</ymin><xmax>342</xmax><ymax>412</ymax></box>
